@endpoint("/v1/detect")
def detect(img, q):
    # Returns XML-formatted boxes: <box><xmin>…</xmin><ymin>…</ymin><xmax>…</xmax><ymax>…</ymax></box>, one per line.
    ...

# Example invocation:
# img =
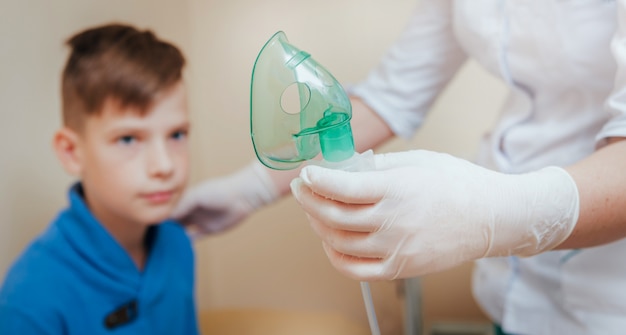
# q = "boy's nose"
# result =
<box><xmin>147</xmin><ymin>141</ymin><xmax>174</xmax><ymax>179</ymax></box>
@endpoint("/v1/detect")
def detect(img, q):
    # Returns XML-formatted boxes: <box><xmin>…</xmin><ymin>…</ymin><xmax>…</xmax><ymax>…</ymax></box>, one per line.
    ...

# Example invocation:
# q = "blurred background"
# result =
<box><xmin>0</xmin><ymin>0</ymin><xmax>507</xmax><ymax>334</ymax></box>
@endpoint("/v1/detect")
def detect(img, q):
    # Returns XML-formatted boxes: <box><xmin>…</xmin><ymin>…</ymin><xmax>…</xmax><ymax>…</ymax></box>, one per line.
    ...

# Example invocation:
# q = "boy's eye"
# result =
<box><xmin>171</xmin><ymin>130</ymin><xmax>187</xmax><ymax>141</ymax></box>
<box><xmin>117</xmin><ymin>135</ymin><xmax>136</xmax><ymax>145</ymax></box>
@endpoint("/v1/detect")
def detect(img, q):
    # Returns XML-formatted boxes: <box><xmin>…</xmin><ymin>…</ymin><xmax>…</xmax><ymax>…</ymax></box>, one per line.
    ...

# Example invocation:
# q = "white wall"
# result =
<box><xmin>1</xmin><ymin>0</ymin><xmax>507</xmax><ymax>333</ymax></box>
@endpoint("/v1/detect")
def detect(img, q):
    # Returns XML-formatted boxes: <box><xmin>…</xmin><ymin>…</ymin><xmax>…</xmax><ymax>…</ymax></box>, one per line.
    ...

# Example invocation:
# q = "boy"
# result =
<box><xmin>0</xmin><ymin>23</ymin><xmax>198</xmax><ymax>334</ymax></box>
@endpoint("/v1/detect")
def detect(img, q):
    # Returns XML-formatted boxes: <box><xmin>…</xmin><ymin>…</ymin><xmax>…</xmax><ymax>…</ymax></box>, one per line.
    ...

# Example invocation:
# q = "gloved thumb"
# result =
<box><xmin>299</xmin><ymin>165</ymin><xmax>388</xmax><ymax>204</ymax></box>
<box><xmin>373</xmin><ymin>150</ymin><xmax>431</xmax><ymax>170</ymax></box>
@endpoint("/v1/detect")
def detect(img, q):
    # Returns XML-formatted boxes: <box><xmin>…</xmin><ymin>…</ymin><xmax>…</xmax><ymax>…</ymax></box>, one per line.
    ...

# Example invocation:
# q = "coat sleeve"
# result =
<box><xmin>349</xmin><ymin>0</ymin><xmax>467</xmax><ymax>138</ymax></box>
<box><xmin>597</xmin><ymin>0</ymin><xmax>626</xmax><ymax>146</ymax></box>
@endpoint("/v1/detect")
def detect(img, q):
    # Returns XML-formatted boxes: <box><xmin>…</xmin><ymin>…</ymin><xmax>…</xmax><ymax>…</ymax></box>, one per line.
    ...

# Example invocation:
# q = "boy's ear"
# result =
<box><xmin>52</xmin><ymin>127</ymin><xmax>83</xmax><ymax>176</ymax></box>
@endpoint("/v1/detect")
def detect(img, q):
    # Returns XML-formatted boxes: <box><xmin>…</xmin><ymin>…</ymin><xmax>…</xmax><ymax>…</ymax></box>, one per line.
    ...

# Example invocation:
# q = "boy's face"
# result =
<box><xmin>74</xmin><ymin>82</ymin><xmax>190</xmax><ymax>227</ymax></box>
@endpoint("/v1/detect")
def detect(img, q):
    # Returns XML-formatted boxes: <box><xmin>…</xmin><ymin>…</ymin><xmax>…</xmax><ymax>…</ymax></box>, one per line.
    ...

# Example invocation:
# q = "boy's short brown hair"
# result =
<box><xmin>61</xmin><ymin>23</ymin><xmax>186</xmax><ymax>130</ymax></box>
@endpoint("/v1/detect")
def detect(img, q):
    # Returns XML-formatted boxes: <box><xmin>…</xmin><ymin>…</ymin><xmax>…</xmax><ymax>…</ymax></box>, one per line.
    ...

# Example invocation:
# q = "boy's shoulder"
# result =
<box><xmin>0</xmin><ymin>223</ymin><xmax>193</xmax><ymax>301</ymax></box>
<box><xmin>0</xmin><ymin>219</ymin><xmax>71</xmax><ymax>322</ymax></box>
<box><xmin>0</xmin><ymin>181</ymin><xmax>196</xmax><ymax>333</ymax></box>
<box><xmin>3</xmin><ymin>213</ymin><xmax>72</xmax><ymax>280</ymax></box>
<box><xmin>0</xmin><ymin>185</ymin><xmax>97</xmax><ymax>315</ymax></box>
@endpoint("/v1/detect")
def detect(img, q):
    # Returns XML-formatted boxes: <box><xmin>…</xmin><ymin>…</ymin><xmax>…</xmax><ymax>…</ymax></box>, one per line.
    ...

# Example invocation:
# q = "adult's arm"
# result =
<box><xmin>561</xmin><ymin>137</ymin><xmax>626</xmax><ymax>249</ymax></box>
<box><xmin>561</xmin><ymin>1</ymin><xmax>626</xmax><ymax>248</ymax></box>
<box><xmin>285</xmin><ymin>0</ymin><xmax>626</xmax><ymax>280</ymax></box>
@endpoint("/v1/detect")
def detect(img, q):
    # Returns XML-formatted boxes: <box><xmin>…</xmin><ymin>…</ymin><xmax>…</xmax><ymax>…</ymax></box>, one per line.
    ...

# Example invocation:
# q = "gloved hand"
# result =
<box><xmin>172</xmin><ymin>161</ymin><xmax>278</xmax><ymax>239</ymax></box>
<box><xmin>289</xmin><ymin>150</ymin><xmax>580</xmax><ymax>281</ymax></box>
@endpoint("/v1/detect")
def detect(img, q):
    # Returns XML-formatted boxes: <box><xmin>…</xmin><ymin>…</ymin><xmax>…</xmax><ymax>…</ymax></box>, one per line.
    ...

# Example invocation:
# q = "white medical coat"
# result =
<box><xmin>350</xmin><ymin>1</ymin><xmax>626</xmax><ymax>334</ymax></box>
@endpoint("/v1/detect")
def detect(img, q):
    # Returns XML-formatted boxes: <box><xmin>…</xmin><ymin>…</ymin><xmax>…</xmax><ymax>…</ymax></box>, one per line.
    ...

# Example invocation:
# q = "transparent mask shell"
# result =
<box><xmin>250</xmin><ymin>31</ymin><xmax>354</xmax><ymax>170</ymax></box>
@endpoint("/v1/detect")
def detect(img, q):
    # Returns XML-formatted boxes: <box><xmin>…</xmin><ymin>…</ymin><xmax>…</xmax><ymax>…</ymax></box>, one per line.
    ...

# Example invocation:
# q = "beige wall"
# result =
<box><xmin>1</xmin><ymin>0</ymin><xmax>506</xmax><ymax>333</ymax></box>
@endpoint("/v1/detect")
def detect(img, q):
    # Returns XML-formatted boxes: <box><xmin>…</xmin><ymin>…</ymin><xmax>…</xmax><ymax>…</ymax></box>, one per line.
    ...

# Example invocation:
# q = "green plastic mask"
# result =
<box><xmin>250</xmin><ymin>31</ymin><xmax>355</xmax><ymax>170</ymax></box>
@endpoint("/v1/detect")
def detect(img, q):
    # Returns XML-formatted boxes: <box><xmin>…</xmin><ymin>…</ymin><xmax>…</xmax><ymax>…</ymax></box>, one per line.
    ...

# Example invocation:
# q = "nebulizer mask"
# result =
<box><xmin>250</xmin><ymin>31</ymin><xmax>379</xmax><ymax>335</ymax></box>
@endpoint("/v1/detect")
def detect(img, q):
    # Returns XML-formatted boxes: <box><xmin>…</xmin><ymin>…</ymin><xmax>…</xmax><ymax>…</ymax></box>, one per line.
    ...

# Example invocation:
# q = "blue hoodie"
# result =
<box><xmin>0</xmin><ymin>184</ymin><xmax>199</xmax><ymax>334</ymax></box>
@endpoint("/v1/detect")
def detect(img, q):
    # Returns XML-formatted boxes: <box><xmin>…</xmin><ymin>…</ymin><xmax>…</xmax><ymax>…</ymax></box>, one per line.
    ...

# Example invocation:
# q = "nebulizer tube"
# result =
<box><xmin>361</xmin><ymin>282</ymin><xmax>381</xmax><ymax>335</ymax></box>
<box><xmin>315</xmin><ymin>113</ymin><xmax>381</xmax><ymax>335</ymax></box>
<box><xmin>250</xmin><ymin>31</ymin><xmax>380</xmax><ymax>335</ymax></box>
<box><xmin>300</xmin><ymin>116</ymin><xmax>381</xmax><ymax>335</ymax></box>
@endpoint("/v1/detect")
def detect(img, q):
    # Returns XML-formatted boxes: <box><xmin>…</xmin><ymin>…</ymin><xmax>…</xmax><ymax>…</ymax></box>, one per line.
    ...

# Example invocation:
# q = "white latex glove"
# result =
<box><xmin>289</xmin><ymin>150</ymin><xmax>580</xmax><ymax>281</ymax></box>
<box><xmin>172</xmin><ymin>161</ymin><xmax>278</xmax><ymax>239</ymax></box>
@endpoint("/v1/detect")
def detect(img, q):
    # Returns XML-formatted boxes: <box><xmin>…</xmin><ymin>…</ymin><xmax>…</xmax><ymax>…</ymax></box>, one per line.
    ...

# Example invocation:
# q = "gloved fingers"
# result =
<box><xmin>185</xmin><ymin>226</ymin><xmax>204</xmax><ymax>242</ymax></box>
<box><xmin>291</xmin><ymin>178</ymin><xmax>381</xmax><ymax>232</ymax></box>
<box><xmin>321</xmin><ymin>242</ymin><xmax>393</xmax><ymax>281</ymax></box>
<box><xmin>170</xmin><ymin>188</ymin><xmax>199</xmax><ymax>222</ymax></box>
<box><xmin>171</xmin><ymin>180</ymin><xmax>245</xmax><ymax>234</ymax></box>
<box><xmin>307</xmin><ymin>213</ymin><xmax>389</xmax><ymax>259</ymax></box>
<box><xmin>299</xmin><ymin>165</ymin><xmax>391</xmax><ymax>205</ymax></box>
<box><xmin>189</xmin><ymin>208</ymin><xmax>243</xmax><ymax>233</ymax></box>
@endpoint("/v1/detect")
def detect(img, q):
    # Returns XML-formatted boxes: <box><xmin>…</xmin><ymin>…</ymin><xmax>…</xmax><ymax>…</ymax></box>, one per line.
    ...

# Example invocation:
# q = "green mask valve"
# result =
<box><xmin>250</xmin><ymin>31</ymin><xmax>355</xmax><ymax>170</ymax></box>
<box><xmin>249</xmin><ymin>31</ymin><xmax>380</xmax><ymax>335</ymax></box>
